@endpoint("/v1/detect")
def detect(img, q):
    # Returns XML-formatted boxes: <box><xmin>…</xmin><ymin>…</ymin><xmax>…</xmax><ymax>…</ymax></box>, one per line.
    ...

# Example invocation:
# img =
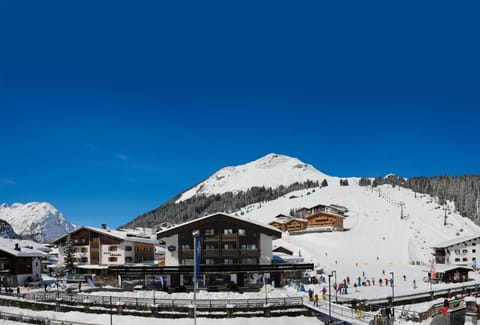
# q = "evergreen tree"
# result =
<box><xmin>64</xmin><ymin>233</ymin><xmax>75</xmax><ymax>274</ymax></box>
<box><xmin>321</xmin><ymin>179</ymin><xmax>328</xmax><ymax>187</ymax></box>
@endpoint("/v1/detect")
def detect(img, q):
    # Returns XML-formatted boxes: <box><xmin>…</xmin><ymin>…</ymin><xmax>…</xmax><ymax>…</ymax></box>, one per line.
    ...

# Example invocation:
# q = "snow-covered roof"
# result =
<box><xmin>432</xmin><ymin>234</ymin><xmax>480</xmax><ymax>249</ymax></box>
<box><xmin>157</xmin><ymin>212</ymin><xmax>281</xmax><ymax>238</ymax></box>
<box><xmin>53</xmin><ymin>226</ymin><xmax>158</xmax><ymax>245</ymax></box>
<box><xmin>0</xmin><ymin>238</ymin><xmax>47</xmax><ymax>257</ymax></box>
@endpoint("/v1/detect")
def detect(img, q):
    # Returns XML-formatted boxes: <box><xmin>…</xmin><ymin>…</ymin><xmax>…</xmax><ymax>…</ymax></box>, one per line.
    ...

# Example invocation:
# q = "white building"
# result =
<box><xmin>432</xmin><ymin>234</ymin><xmax>480</xmax><ymax>268</ymax></box>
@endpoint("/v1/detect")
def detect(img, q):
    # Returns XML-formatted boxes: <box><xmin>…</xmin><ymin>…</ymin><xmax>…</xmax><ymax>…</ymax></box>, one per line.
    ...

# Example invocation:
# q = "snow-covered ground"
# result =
<box><xmin>240</xmin><ymin>183</ymin><xmax>480</xmax><ymax>301</ymax></box>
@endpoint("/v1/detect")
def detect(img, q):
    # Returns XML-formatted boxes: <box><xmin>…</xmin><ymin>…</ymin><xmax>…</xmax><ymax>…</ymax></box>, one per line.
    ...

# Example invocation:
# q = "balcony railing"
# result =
<box><xmin>240</xmin><ymin>249</ymin><xmax>260</xmax><ymax>257</ymax></box>
<box><xmin>204</xmin><ymin>249</ymin><xmax>220</xmax><ymax>258</ymax></box>
<box><xmin>203</xmin><ymin>234</ymin><xmax>220</xmax><ymax>242</ymax></box>
<box><xmin>222</xmin><ymin>249</ymin><xmax>239</xmax><ymax>257</ymax></box>
<box><xmin>181</xmin><ymin>249</ymin><xmax>193</xmax><ymax>259</ymax></box>
<box><xmin>221</xmin><ymin>234</ymin><xmax>238</xmax><ymax>241</ymax></box>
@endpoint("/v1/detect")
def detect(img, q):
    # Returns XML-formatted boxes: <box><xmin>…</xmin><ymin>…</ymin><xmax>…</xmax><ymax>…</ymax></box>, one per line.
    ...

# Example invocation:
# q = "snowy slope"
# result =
<box><xmin>177</xmin><ymin>153</ymin><xmax>349</xmax><ymax>202</ymax></box>
<box><xmin>0</xmin><ymin>202</ymin><xmax>75</xmax><ymax>243</ymax></box>
<box><xmin>237</xmin><ymin>182</ymin><xmax>480</xmax><ymax>296</ymax></box>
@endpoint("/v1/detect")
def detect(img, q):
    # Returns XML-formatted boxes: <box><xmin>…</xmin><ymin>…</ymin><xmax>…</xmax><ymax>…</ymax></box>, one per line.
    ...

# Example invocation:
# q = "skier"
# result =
<box><xmin>313</xmin><ymin>293</ymin><xmax>319</xmax><ymax>306</ymax></box>
<box><xmin>413</xmin><ymin>280</ymin><xmax>417</xmax><ymax>289</ymax></box>
<box><xmin>322</xmin><ymin>287</ymin><xmax>327</xmax><ymax>299</ymax></box>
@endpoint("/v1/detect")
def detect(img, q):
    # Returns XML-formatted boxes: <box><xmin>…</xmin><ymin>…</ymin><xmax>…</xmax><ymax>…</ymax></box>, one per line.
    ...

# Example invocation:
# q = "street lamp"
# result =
<box><xmin>332</xmin><ymin>270</ymin><xmax>337</xmax><ymax>303</ymax></box>
<box><xmin>192</xmin><ymin>229</ymin><xmax>200</xmax><ymax>325</ymax></box>
<box><xmin>390</xmin><ymin>272</ymin><xmax>395</xmax><ymax>323</ymax></box>
<box><xmin>328</xmin><ymin>273</ymin><xmax>333</xmax><ymax>322</ymax></box>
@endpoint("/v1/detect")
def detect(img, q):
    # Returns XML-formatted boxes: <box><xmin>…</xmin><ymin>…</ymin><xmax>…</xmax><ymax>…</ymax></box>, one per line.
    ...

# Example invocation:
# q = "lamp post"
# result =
<box><xmin>192</xmin><ymin>229</ymin><xmax>200</xmax><ymax>325</ymax></box>
<box><xmin>332</xmin><ymin>270</ymin><xmax>337</xmax><ymax>303</ymax></box>
<box><xmin>390</xmin><ymin>272</ymin><xmax>395</xmax><ymax>323</ymax></box>
<box><xmin>328</xmin><ymin>273</ymin><xmax>333</xmax><ymax>322</ymax></box>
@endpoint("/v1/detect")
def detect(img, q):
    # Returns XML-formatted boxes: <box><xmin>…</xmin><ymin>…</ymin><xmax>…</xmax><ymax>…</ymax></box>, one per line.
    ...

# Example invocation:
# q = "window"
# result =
<box><xmin>205</xmin><ymin>229</ymin><xmax>215</xmax><ymax>235</ymax></box>
<box><xmin>454</xmin><ymin>250</ymin><xmax>460</xmax><ymax>255</ymax></box>
<box><xmin>80</xmin><ymin>257</ymin><xmax>88</xmax><ymax>263</ymax></box>
<box><xmin>182</xmin><ymin>244</ymin><xmax>191</xmax><ymax>249</ymax></box>
<box><xmin>206</xmin><ymin>259</ymin><xmax>215</xmax><ymax>265</ymax></box>
<box><xmin>126</xmin><ymin>257</ymin><xmax>133</xmax><ymax>263</ymax></box>
<box><xmin>108</xmin><ymin>257</ymin><xmax>118</xmax><ymax>262</ymax></box>
<box><xmin>224</xmin><ymin>229</ymin><xmax>233</xmax><ymax>234</ymax></box>
<box><xmin>81</xmin><ymin>238</ymin><xmax>86</xmax><ymax>244</ymax></box>
<box><xmin>224</xmin><ymin>244</ymin><xmax>233</xmax><ymax>249</ymax></box>
<box><xmin>224</xmin><ymin>258</ymin><xmax>233</xmax><ymax>264</ymax></box>
<box><xmin>455</xmin><ymin>258</ymin><xmax>460</xmax><ymax>262</ymax></box>
<box><xmin>463</xmin><ymin>257</ymin><xmax>469</xmax><ymax>262</ymax></box>
<box><xmin>462</xmin><ymin>249</ymin><xmax>468</xmax><ymax>254</ymax></box>
<box><xmin>473</xmin><ymin>249</ymin><xmax>476</xmax><ymax>253</ymax></box>
<box><xmin>125</xmin><ymin>246</ymin><xmax>132</xmax><ymax>251</ymax></box>
<box><xmin>109</xmin><ymin>246</ymin><xmax>118</xmax><ymax>252</ymax></box>
<box><xmin>81</xmin><ymin>247</ymin><xmax>88</xmax><ymax>253</ymax></box>
<box><xmin>241</xmin><ymin>258</ymin><xmax>256</xmax><ymax>264</ymax></box>
<box><xmin>241</xmin><ymin>244</ymin><xmax>257</xmax><ymax>250</ymax></box>
<box><xmin>206</xmin><ymin>244</ymin><xmax>216</xmax><ymax>250</ymax></box>
<box><xmin>238</xmin><ymin>229</ymin><xmax>246</xmax><ymax>236</ymax></box>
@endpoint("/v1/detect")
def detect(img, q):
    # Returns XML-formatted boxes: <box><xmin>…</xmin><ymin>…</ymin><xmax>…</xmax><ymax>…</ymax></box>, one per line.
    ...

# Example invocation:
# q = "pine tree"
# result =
<box><xmin>64</xmin><ymin>233</ymin><xmax>75</xmax><ymax>274</ymax></box>
<box><xmin>321</xmin><ymin>179</ymin><xmax>328</xmax><ymax>187</ymax></box>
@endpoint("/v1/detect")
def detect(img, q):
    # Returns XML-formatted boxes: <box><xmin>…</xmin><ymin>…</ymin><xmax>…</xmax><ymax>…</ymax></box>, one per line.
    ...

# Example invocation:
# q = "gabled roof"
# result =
<box><xmin>52</xmin><ymin>226</ymin><xmax>158</xmax><ymax>245</ymax></box>
<box><xmin>306</xmin><ymin>211</ymin><xmax>346</xmax><ymax>219</ymax></box>
<box><xmin>285</xmin><ymin>218</ymin><xmax>308</xmax><ymax>224</ymax></box>
<box><xmin>157</xmin><ymin>212</ymin><xmax>282</xmax><ymax>238</ymax></box>
<box><xmin>432</xmin><ymin>235</ymin><xmax>480</xmax><ymax>249</ymax></box>
<box><xmin>0</xmin><ymin>238</ymin><xmax>47</xmax><ymax>257</ymax></box>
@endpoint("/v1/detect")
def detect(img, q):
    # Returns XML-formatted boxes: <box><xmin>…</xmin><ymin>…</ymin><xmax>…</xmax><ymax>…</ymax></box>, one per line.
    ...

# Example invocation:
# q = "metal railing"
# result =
<box><xmin>4</xmin><ymin>291</ymin><xmax>303</xmax><ymax>309</ymax></box>
<box><xmin>0</xmin><ymin>310</ymin><xmax>97</xmax><ymax>325</ymax></box>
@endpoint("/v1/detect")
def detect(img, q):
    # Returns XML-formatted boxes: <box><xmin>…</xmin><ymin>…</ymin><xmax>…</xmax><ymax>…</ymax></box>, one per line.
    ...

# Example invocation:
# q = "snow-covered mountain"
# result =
<box><xmin>0</xmin><ymin>202</ymin><xmax>75</xmax><ymax>243</ymax></box>
<box><xmin>177</xmin><ymin>153</ymin><xmax>346</xmax><ymax>202</ymax></box>
<box><xmin>0</xmin><ymin>219</ymin><xmax>20</xmax><ymax>239</ymax></box>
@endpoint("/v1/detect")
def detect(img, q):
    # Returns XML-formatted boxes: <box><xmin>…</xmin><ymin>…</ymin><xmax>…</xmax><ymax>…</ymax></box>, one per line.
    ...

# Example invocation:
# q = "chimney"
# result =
<box><xmin>14</xmin><ymin>243</ymin><xmax>21</xmax><ymax>251</ymax></box>
<box><xmin>101</xmin><ymin>224</ymin><xmax>107</xmax><ymax>229</ymax></box>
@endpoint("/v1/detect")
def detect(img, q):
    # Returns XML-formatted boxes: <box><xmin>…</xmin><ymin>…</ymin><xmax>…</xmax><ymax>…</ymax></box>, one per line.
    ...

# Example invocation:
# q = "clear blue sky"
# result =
<box><xmin>1</xmin><ymin>1</ymin><xmax>479</xmax><ymax>228</ymax></box>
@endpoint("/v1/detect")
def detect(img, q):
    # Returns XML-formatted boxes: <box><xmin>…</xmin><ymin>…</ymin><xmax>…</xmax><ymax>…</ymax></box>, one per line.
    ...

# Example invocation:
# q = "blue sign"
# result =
<box><xmin>194</xmin><ymin>236</ymin><xmax>202</xmax><ymax>283</ymax></box>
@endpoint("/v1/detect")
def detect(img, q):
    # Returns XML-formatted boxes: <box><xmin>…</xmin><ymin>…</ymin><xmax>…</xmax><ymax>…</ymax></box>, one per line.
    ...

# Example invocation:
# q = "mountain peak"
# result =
<box><xmin>176</xmin><ymin>153</ymin><xmax>335</xmax><ymax>202</ymax></box>
<box><xmin>0</xmin><ymin>202</ymin><xmax>74</xmax><ymax>242</ymax></box>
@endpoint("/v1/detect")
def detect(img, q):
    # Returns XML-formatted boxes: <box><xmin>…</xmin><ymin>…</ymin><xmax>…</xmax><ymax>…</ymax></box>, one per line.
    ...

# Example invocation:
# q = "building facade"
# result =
<box><xmin>0</xmin><ymin>238</ymin><xmax>46</xmax><ymax>286</ymax></box>
<box><xmin>157</xmin><ymin>213</ymin><xmax>282</xmax><ymax>288</ymax></box>
<box><xmin>52</xmin><ymin>226</ymin><xmax>157</xmax><ymax>267</ymax></box>
<box><xmin>432</xmin><ymin>235</ymin><xmax>480</xmax><ymax>268</ymax></box>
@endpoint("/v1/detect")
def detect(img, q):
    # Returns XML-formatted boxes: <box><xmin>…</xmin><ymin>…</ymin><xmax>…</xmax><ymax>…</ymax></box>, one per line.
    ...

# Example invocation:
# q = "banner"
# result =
<box><xmin>194</xmin><ymin>236</ymin><xmax>202</xmax><ymax>285</ymax></box>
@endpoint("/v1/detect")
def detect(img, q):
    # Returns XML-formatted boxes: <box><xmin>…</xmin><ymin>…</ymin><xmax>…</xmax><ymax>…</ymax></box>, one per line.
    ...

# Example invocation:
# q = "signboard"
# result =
<box><xmin>168</xmin><ymin>245</ymin><xmax>176</xmax><ymax>252</ymax></box>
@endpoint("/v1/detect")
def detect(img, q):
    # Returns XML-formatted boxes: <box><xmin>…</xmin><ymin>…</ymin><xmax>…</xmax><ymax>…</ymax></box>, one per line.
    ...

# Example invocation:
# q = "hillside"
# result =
<box><xmin>238</xmin><ymin>182</ymin><xmax>480</xmax><ymax>297</ymax></box>
<box><xmin>122</xmin><ymin>153</ymin><xmax>354</xmax><ymax>229</ymax></box>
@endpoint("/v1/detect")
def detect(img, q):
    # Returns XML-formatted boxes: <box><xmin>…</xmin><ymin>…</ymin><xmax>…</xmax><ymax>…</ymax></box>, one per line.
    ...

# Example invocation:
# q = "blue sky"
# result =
<box><xmin>1</xmin><ymin>1</ymin><xmax>479</xmax><ymax>228</ymax></box>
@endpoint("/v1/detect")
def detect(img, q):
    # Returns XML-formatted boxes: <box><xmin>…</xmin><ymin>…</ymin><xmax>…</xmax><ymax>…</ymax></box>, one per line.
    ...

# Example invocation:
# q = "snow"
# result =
<box><xmin>0</xmin><ymin>306</ymin><xmax>322</xmax><ymax>325</ymax></box>
<box><xmin>234</xmin><ymin>182</ymin><xmax>480</xmax><ymax>302</ymax></box>
<box><xmin>177</xmin><ymin>153</ymin><xmax>348</xmax><ymax>202</ymax></box>
<box><xmin>0</xmin><ymin>202</ymin><xmax>75</xmax><ymax>242</ymax></box>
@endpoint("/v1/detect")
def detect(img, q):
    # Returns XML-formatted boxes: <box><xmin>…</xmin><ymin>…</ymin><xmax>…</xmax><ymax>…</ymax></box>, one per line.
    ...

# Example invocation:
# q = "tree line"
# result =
<box><xmin>362</xmin><ymin>175</ymin><xmax>480</xmax><ymax>223</ymax></box>
<box><xmin>121</xmin><ymin>180</ymin><xmax>320</xmax><ymax>229</ymax></box>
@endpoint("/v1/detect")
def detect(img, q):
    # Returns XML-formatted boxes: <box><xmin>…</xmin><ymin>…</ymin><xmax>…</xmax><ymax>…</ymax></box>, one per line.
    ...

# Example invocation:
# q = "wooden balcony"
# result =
<box><xmin>222</xmin><ymin>249</ymin><xmax>239</xmax><ymax>257</ymax></box>
<box><xmin>240</xmin><ymin>249</ymin><xmax>260</xmax><ymax>257</ymax></box>
<box><xmin>204</xmin><ymin>249</ymin><xmax>220</xmax><ymax>258</ymax></box>
<box><xmin>181</xmin><ymin>249</ymin><xmax>194</xmax><ymax>259</ymax></box>
<box><xmin>221</xmin><ymin>234</ymin><xmax>238</xmax><ymax>242</ymax></box>
<box><xmin>203</xmin><ymin>234</ymin><xmax>220</xmax><ymax>243</ymax></box>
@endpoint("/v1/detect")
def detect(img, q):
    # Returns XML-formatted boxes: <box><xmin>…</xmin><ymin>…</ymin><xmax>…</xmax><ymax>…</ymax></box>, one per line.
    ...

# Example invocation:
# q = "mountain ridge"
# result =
<box><xmin>0</xmin><ymin>202</ymin><xmax>75</xmax><ymax>243</ymax></box>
